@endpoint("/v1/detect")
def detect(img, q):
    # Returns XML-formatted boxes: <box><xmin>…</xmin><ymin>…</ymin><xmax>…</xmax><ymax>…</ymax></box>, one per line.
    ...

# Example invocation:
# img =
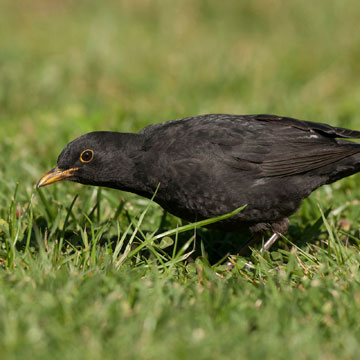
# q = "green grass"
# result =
<box><xmin>2</xmin><ymin>0</ymin><xmax>360</xmax><ymax>359</ymax></box>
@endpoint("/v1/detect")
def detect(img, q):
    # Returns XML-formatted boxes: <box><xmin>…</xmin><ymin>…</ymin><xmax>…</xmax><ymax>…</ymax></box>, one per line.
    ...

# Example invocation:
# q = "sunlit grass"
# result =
<box><xmin>1</xmin><ymin>0</ymin><xmax>360</xmax><ymax>359</ymax></box>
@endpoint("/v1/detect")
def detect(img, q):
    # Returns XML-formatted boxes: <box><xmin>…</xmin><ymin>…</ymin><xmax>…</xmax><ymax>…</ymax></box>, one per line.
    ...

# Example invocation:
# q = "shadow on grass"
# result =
<box><xmin>16</xmin><ymin>204</ymin><xmax>356</xmax><ymax>266</ymax></box>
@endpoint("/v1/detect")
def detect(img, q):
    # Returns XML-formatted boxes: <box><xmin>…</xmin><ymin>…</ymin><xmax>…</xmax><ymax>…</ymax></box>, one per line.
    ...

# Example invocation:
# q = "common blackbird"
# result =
<box><xmin>36</xmin><ymin>114</ymin><xmax>360</xmax><ymax>250</ymax></box>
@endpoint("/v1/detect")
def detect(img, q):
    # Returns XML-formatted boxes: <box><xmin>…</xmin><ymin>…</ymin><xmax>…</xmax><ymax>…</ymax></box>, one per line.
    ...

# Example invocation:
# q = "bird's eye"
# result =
<box><xmin>80</xmin><ymin>149</ymin><xmax>94</xmax><ymax>163</ymax></box>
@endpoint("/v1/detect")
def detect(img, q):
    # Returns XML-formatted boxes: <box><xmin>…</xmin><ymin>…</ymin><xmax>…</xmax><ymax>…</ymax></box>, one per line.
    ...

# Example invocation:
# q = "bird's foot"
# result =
<box><xmin>224</xmin><ymin>232</ymin><xmax>281</xmax><ymax>270</ymax></box>
<box><xmin>261</xmin><ymin>232</ymin><xmax>280</xmax><ymax>252</ymax></box>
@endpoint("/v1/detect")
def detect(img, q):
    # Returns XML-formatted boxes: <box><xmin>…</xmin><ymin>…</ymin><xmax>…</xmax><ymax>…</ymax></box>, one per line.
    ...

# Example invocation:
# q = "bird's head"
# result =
<box><xmin>36</xmin><ymin>131</ymin><xmax>143</xmax><ymax>190</ymax></box>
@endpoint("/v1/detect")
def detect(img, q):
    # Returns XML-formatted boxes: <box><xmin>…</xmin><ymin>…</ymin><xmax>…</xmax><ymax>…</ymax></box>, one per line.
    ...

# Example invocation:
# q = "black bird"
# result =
<box><xmin>36</xmin><ymin>114</ymin><xmax>360</xmax><ymax>250</ymax></box>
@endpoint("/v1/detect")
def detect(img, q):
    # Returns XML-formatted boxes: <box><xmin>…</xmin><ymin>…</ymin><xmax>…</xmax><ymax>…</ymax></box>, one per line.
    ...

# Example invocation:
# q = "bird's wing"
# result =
<box><xmin>140</xmin><ymin>113</ymin><xmax>360</xmax><ymax>177</ymax></box>
<box><xmin>218</xmin><ymin>114</ymin><xmax>360</xmax><ymax>177</ymax></box>
<box><xmin>259</xmin><ymin>145</ymin><xmax>359</xmax><ymax>177</ymax></box>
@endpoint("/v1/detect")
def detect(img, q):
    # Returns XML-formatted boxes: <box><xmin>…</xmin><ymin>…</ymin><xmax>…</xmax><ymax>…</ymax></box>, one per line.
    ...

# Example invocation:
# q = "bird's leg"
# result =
<box><xmin>238</xmin><ymin>233</ymin><xmax>280</xmax><ymax>270</ymax></box>
<box><xmin>236</xmin><ymin>232</ymin><xmax>281</xmax><ymax>256</ymax></box>
<box><xmin>225</xmin><ymin>232</ymin><xmax>281</xmax><ymax>269</ymax></box>
<box><xmin>261</xmin><ymin>232</ymin><xmax>280</xmax><ymax>252</ymax></box>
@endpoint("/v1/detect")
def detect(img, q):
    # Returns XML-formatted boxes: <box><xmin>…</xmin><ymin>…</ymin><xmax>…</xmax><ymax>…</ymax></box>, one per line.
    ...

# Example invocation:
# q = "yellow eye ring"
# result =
<box><xmin>80</xmin><ymin>149</ymin><xmax>94</xmax><ymax>163</ymax></box>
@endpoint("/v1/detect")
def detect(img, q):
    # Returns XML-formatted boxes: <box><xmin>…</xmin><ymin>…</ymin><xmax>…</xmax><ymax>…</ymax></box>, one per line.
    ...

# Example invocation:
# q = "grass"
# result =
<box><xmin>1</xmin><ymin>0</ymin><xmax>360</xmax><ymax>359</ymax></box>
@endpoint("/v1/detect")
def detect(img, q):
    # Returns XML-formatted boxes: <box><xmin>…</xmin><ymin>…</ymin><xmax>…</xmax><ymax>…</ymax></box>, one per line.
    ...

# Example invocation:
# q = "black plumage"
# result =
<box><xmin>37</xmin><ymin>114</ymin><xmax>360</xmax><ymax>240</ymax></box>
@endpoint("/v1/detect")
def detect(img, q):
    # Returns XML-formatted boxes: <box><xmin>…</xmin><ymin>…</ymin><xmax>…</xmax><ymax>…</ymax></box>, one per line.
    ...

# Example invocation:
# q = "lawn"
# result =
<box><xmin>1</xmin><ymin>1</ymin><xmax>360</xmax><ymax>359</ymax></box>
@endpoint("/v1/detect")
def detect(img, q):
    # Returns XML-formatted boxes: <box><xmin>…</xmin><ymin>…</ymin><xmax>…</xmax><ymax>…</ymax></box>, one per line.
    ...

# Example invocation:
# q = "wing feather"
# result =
<box><xmin>140</xmin><ymin>113</ymin><xmax>360</xmax><ymax>177</ymax></box>
<box><xmin>261</xmin><ymin>148</ymin><xmax>359</xmax><ymax>176</ymax></box>
<box><xmin>221</xmin><ymin>115</ymin><xmax>360</xmax><ymax>177</ymax></box>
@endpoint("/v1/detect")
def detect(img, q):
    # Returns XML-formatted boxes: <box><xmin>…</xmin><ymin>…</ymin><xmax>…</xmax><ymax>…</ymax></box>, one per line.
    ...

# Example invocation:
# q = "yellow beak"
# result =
<box><xmin>36</xmin><ymin>167</ymin><xmax>79</xmax><ymax>189</ymax></box>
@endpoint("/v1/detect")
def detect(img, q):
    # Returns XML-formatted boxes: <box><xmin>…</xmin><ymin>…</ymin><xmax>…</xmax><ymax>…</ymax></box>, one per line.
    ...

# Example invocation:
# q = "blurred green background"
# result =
<box><xmin>2</xmin><ymin>1</ymin><xmax>360</xmax><ymax>359</ymax></box>
<box><xmin>2</xmin><ymin>0</ymin><xmax>360</xmax><ymax>166</ymax></box>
